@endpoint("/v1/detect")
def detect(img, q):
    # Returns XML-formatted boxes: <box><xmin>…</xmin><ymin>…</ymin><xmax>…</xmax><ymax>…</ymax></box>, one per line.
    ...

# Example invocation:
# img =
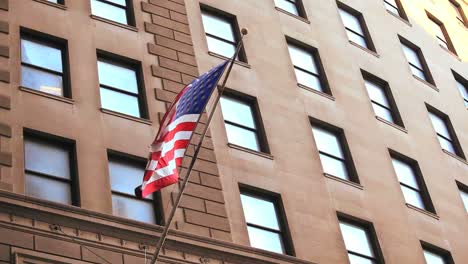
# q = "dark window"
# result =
<box><xmin>201</xmin><ymin>6</ymin><xmax>246</xmax><ymax>62</ymax></box>
<box><xmin>399</xmin><ymin>36</ymin><xmax>435</xmax><ymax>85</ymax></box>
<box><xmin>384</xmin><ymin>0</ymin><xmax>407</xmax><ymax>20</ymax></box>
<box><xmin>337</xmin><ymin>1</ymin><xmax>376</xmax><ymax>51</ymax></box>
<box><xmin>20</xmin><ymin>29</ymin><xmax>70</xmax><ymax>98</ymax></box>
<box><xmin>449</xmin><ymin>0</ymin><xmax>467</xmax><ymax>26</ymax></box>
<box><xmin>47</xmin><ymin>0</ymin><xmax>65</xmax><ymax>4</ymax></box>
<box><xmin>452</xmin><ymin>70</ymin><xmax>468</xmax><ymax>108</ymax></box>
<box><xmin>108</xmin><ymin>152</ymin><xmax>162</xmax><ymax>225</ymax></box>
<box><xmin>457</xmin><ymin>181</ymin><xmax>468</xmax><ymax>212</ymax></box>
<box><xmin>91</xmin><ymin>0</ymin><xmax>135</xmax><ymax>26</ymax></box>
<box><xmin>239</xmin><ymin>186</ymin><xmax>295</xmax><ymax>255</ymax></box>
<box><xmin>220</xmin><ymin>92</ymin><xmax>269</xmax><ymax>153</ymax></box>
<box><xmin>287</xmin><ymin>39</ymin><xmax>331</xmax><ymax>94</ymax></box>
<box><xmin>426</xmin><ymin>104</ymin><xmax>465</xmax><ymax>159</ymax></box>
<box><xmin>427</xmin><ymin>13</ymin><xmax>457</xmax><ymax>54</ymax></box>
<box><xmin>362</xmin><ymin>71</ymin><xmax>403</xmax><ymax>127</ymax></box>
<box><xmin>97</xmin><ymin>51</ymin><xmax>147</xmax><ymax>118</ymax></box>
<box><xmin>390</xmin><ymin>150</ymin><xmax>435</xmax><ymax>213</ymax></box>
<box><xmin>310</xmin><ymin>118</ymin><xmax>359</xmax><ymax>183</ymax></box>
<box><xmin>338</xmin><ymin>213</ymin><xmax>385</xmax><ymax>264</ymax></box>
<box><xmin>24</xmin><ymin>130</ymin><xmax>78</xmax><ymax>206</ymax></box>
<box><xmin>421</xmin><ymin>242</ymin><xmax>455</xmax><ymax>264</ymax></box>
<box><xmin>274</xmin><ymin>0</ymin><xmax>306</xmax><ymax>18</ymax></box>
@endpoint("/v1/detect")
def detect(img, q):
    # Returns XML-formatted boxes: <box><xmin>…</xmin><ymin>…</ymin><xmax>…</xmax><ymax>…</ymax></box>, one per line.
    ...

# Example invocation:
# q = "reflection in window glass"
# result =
<box><xmin>339</xmin><ymin>220</ymin><xmax>378</xmax><ymax>264</ymax></box>
<box><xmin>401</xmin><ymin>42</ymin><xmax>429</xmax><ymax>82</ymax></box>
<box><xmin>287</xmin><ymin>43</ymin><xmax>323</xmax><ymax>91</ymax></box>
<box><xmin>428</xmin><ymin>111</ymin><xmax>458</xmax><ymax>155</ymax></box>
<box><xmin>391</xmin><ymin>158</ymin><xmax>429</xmax><ymax>210</ymax></box>
<box><xmin>459</xmin><ymin>188</ymin><xmax>468</xmax><ymax>212</ymax></box>
<box><xmin>338</xmin><ymin>8</ymin><xmax>368</xmax><ymax>49</ymax></box>
<box><xmin>91</xmin><ymin>0</ymin><xmax>130</xmax><ymax>25</ymax></box>
<box><xmin>454</xmin><ymin>77</ymin><xmax>468</xmax><ymax>107</ymax></box>
<box><xmin>364</xmin><ymin>79</ymin><xmax>395</xmax><ymax>124</ymax></box>
<box><xmin>274</xmin><ymin>0</ymin><xmax>300</xmax><ymax>16</ymax></box>
<box><xmin>423</xmin><ymin>249</ymin><xmax>449</xmax><ymax>264</ymax></box>
<box><xmin>201</xmin><ymin>10</ymin><xmax>238</xmax><ymax>59</ymax></box>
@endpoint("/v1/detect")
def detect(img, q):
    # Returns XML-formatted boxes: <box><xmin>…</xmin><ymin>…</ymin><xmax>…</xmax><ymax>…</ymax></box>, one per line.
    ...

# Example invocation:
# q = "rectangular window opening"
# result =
<box><xmin>337</xmin><ymin>1</ymin><xmax>376</xmax><ymax>52</ymax></box>
<box><xmin>91</xmin><ymin>0</ymin><xmax>136</xmax><ymax>26</ymax></box>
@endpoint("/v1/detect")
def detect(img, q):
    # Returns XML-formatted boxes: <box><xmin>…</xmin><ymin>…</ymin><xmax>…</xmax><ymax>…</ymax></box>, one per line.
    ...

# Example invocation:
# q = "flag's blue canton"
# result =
<box><xmin>175</xmin><ymin>62</ymin><xmax>227</xmax><ymax>119</ymax></box>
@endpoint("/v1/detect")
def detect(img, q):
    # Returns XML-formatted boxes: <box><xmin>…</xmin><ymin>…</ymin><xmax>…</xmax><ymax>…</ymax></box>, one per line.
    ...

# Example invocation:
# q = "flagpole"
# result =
<box><xmin>150</xmin><ymin>28</ymin><xmax>248</xmax><ymax>264</ymax></box>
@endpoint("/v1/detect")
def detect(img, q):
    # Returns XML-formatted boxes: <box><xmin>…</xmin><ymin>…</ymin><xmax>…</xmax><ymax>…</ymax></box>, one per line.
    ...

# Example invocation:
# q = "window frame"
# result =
<box><xmin>384</xmin><ymin>0</ymin><xmax>408</xmax><ymax>20</ymax></box>
<box><xmin>452</xmin><ymin>70</ymin><xmax>468</xmax><ymax>108</ymax></box>
<box><xmin>274</xmin><ymin>0</ymin><xmax>307</xmax><ymax>19</ymax></box>
<box><xmin>286</xmin><ymin>37</ymin><xmax>332</xmax><ymax>95</ymax></box>
<box><xmin>91</xmin><ymin>0</ymin><xmax>136</xmax><ymax>26</ymax></box>
<box><xmin>337</xmin><ymin>212</ymin><xmax>386</xmax><ymax>264</ymax></box>
<box><xmin>96</xmin><ymin>50</ymin><xmax>148</xmax><ymax>119</ymax></box>
<box><xmin>456</xmin><ymin>181</ymin><xmax>468</xmax><ymax>212</ymax></box>
<box><xmin>220</xmin><ymin>89</ymin><xmax>270</xmax><ymax>154</ymax></box>
<box><xmin>421</xmin><ymin>241</ymin><xmax>455</xmax><ymax>264</ymax></box>
<box><xmin>107</xmin><ymin>150</ymin><xmax>164</xmax><ymax>225</ymax></box>
<box><xmin>449</xmin><ymin>0</ymin><xmax>468</xmax><ymax>26</ymax></box>
<box><xmin>426</xmin><ymin>104</ymin><xmax>465</xmax><ymax>159</ymax></box>
<box><xmin>200</xmin><ymin>4</ymin><xmax>247</xmax><ymax>63</ymax></box>
<box><xmin>20</xmin><ymin>27</ymin><xmax>72</xmax><ymax>98</ymax></box>
<box><xmin>23</xmin><ymin>128</ymin><xmax>80</xmax><ymax>206</ymax></box>
<box><xmin>239</xmin><ymin>184</ymin><xmax>295</xmax><ymax>256</ymax></box>
<box><xmin>398</xmin><ymin>36</ymin><xmax>435</xmax><ymax>85</ymax></box>
<box><xmin>337</xmin><ymin>1</ymin><xmax>377</xmax><ymax>52</ymax></box>
<box><xmin>361</xmin><ymin>70</ymin><xmax>404</xmax><ymax>127</ymax></box>
<box><xmin>309</xmin><ymin>117</ymin><xmax>360</xmax><ymax>184</ymax></box>
<box><xmin>426</xmin><ymin>12</ymin><xmax>457</xmax><ymax>55</ymax></box>
<box><xmin>389</xmin><ymin>149</ymin><xmax>436</xmax><ymax>213</ymax></box>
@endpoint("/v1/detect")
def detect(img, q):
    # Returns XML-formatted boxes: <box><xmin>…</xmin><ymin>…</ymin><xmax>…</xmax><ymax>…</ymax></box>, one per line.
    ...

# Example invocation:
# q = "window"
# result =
<box><xmin>422</xmin><ymin>242</ymin><xmax>455</xmax><ymax>264</ymax></box>
<box><xmin>337</xmin><ymin>2</ymin><xmax>375</xmax><ymax>51</ymax></box>
<box><xmin>338</xmin><ymin>214</ymin><xmax>384</xmax><ymax>264</ymax></box>
<box><xmin>457</xmin><ymin>181</ymin><xmax>468</xmax><ymax>212</ymax></box>
<box><xmin>287</xmin><ymin>40</ymin><xmax>330</xmax><ymax>94</ymax></box>
<box><xmin>310</xmin><ymin>118</ymin><xmax>358</xmax><ymax>183</ymax></box>
<box><xmin>274</xmin><ymin>0</ymin><xmax>306</xmax><ymax>18</ymax></box>
<box><xmin>97</xmin><ymin>52</ymin><xmax>147</xmax><ymax>118</ymax></box>
<box><xmin>399</xmin><ymin>37</ymin><xmax>434</xmax><ymax>84</ymax></box>
<box><xmin>20</xmin><ymin>29</ymin><xmax>70</xmax><ymax>97</ymax></box>
<box><xmin>47</xmin><ymin>0</ymin><xmax>65</xmax><ymax>4</ymax></box>
<box><xmin>384</xmin><ymin>0</ymin><xmax>407</xmax><ymax>19</ymax></box>
<box><xmin>239</xmin><ymin>186</ymin><xmax>294</xmax><ymax>255</ymax></box>
<box><xmin>24</xmin><ymin>130</ymin><xmax>78</xmax><ymax>206</ymax></box>
<box><xmin>427</xmin><ymin>13</ymin><xmax>457</xmax><ymax>54</ymax></box>
<box><xmin>427</xmin><ymin>105</ymin><xmax>465</xmax><ymax>159</ymax></box>
<box><xmin>452</xmin><ymin>70</ymin><xmax>468</xmax><ymax>108</ymax></box>
<box><xmin>390</xmin><ymin>151</ymin><xmax>435</xmax><ymax>212</ymax></box>
<box><xmin>450</xmin><ymin>0</ymin><xmax>467</xmax><ymax>26</ymax></box>
<box><xmin>362</xmin><ymin>71</ymin><xmax>403</xmax><ymax>126</ymax></box>
<box><xmin>220</xmin><ymin>93</ymin><xmax>268</xmax><ymax>153</ymax></box>
<box><xmin>108</xmin><ymin>152</ymin><xmax>162</xmax><ymax>224</ymax></box>
<box><xmin>201</xmin><ymin>6</ymin><xmax>246</xmax><ymax>62</ymax></box>
<box><xmin>91</xmin><ymin>0</ymin><xmax>135</xmax><ymax>26</ymax></box>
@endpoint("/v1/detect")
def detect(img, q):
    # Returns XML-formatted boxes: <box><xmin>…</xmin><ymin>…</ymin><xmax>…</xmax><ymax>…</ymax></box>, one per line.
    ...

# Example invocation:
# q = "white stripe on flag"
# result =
<box><xmin>157</xmin><ymin>114</ymin><xmax>199</xmax><ymax>141</ymax></box>
<box><xmin>143</xmin><ymin>149</ymin><xmax>186</xmax><ymax>186</ymax></box>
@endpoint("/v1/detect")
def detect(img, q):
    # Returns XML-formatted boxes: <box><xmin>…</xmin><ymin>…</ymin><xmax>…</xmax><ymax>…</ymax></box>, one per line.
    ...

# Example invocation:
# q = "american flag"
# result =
<box><xmin>136</xmin><ymin>61</ymin><xmax>228</xmax><ymax>198</ymax></box>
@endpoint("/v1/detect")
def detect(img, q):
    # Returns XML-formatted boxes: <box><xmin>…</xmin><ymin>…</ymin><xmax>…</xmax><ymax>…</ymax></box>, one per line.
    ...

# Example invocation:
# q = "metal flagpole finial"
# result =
<box><xmin>241</xmin><ymin>28</ymin><xmax>248</xmax><ymax>35</ymax></box>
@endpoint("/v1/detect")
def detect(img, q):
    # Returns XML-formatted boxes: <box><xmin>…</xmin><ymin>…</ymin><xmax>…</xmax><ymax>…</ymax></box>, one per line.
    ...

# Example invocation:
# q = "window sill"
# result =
<box><xmin>442</xmin><ymin>149</ymin><xmax>468</xmax><ymax>165</ymax></box>
<box><xmin>275</xmin><ymin>7</ymin><xmax>310</xmax><ymax>24</ymax></box>
<box><xmin>33</xmin><ymin>0</ymin><xmax>67</xmax><ymax>10</ymax></box>
<box><xmin>227</xmin><ymin>143</ymin><xmax>274</xmax><ymax>160</ymax></box>
<box><xmin>90</xmin><ymin>15</ymin><xmax>138</xmax><ymax>32</ymax></box>
<box><xmin>439</xmin><ymin>45</ymin><xmax>460</xmax><ymax>61</ymax></box>
<box><xmin>386</xmin><ymin>10</ymin><xmax>411</xmax><ymax>26</ymax></box>
<box><xmin>100</xmin><ymin>108</ymin><xmax>152</xmax><ymax>125</ymax></box>
<box><xmin>207</xmin><ymin>52</ymin><xmax>251</xmax><ymax>69</ymax></box>
<box><xmin>298</xmin><ymin>83</ymin><xmax>335</xmax><ymax>101</ymax></box>
<box><xmin>406</xmin><ymin>203</ymin><xmax>439</xmax><ymax>220</ymax></box>
<box><xmin>375</xmin><ymin>116</ymin><xmax>407</xmax><ymax>133</ymax></box>
<box><xmin>19</xmin><ymin>86</ymin><xmax>74</xmax><ymax>104</ymax></box>
<box><xmin>412</xmin><ymin>75</ymin><xmax>439</xmax><ymax>92</ymax></box>
<box><xmin>348</xmin><ymin>41</ymin><xmax>380</xmax><ymax>58</ymax></box>
<box><xmin>324</xmin><ymin>173</ymin><xmax>363</xmax><ymax>190</ymax></box>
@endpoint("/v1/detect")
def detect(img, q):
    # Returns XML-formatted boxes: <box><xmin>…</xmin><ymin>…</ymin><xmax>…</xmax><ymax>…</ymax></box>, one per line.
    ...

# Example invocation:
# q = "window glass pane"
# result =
<box><xmin>112</xmin><ymin>195</ymin><xmax>156</xmax><ymax>224</ymax></box>
<box><xmin>402</xmin><ymin>44</ymin><xmax>423</xmax><ymax>69</ymax></box>
<box><xmin>385</xmin><ymin>3</ymin><xmax>400</xmax><ymax>16</ymax></box>
<box><xmin>410</xmin><ymin>65</ymin><xmax>426</xmax><ymax>80</ymax></box>
<box><xmin>401</xmin><ymin>186</ymin><xmax>425</xmax><ymax>209</ymax></box>
<box><xmin>339</xmin><ymin>222</ymin><xmax>374</xmax><ymax>258</ymax></box>
<box><xmin>25</xmin><ymin>137</ymin><xmax>71</xmax><ymax>179</ymax></box>
<box><xmin>430</xmin><ymin>20</ymin><xmax>446</xmax><ymax>41</ymax></box>
<box><xmin>294</xmin><ymin>69</ymin><xmax>322</xmax><ymax>91</ymax></box>
<box><xmin>240</xmin><ymin>194</ymin><xmax>280</xmax><ymax>230</ymax></box>
<box><xmin>372</xmin><ymin>103</ymin><xmax>394</xmax><ymax>123</ymax></box>
<box><xmin>429</xmin><ymin>113</ymin><xmax>451</xmax><ymax>139</ymax></box>
<box><xmin>206</xmin><ymin>36</ymin><xmax>236</xmax><ymax>58</ymax></box>
<box><xmin>365</xmin><ymin>80</ymin><xmax>390</xmax><ymax>108</ymax></box>
<box><xmin>451</xmin><ymin>3</ymin><xmax>464</xmax><ymax>21</ymax></box>
<box><xmin>21</xmin><ymin>65</ymin><xmax>63</xmax><ymax>96</ymax></box>
<box><xmin>97</xmin><ymin>60</ymin><xmax>138</xmax><ymax>94</ymax></box>
<box><xmin>21</xmin><ymin>39</ymin><xmax>63</xmax><ymax>72</ymax></box>
<box><xmin>91</xmin><ymin>0</ymin><xmax>128</xmax><ymax>25</ymax></box>
<box><xmin>455</xmin><ymin>80</ymin><xmax>468</xmax><ymax>102</ymax></box>
<box><xmin>201</xmin><ymin>12</ymin><xmax>235</xmax><ymax>42</ymax></box>
<box><xmin>275</xmin><ymin>0</ymin><xmax>299</xmax><ymax>15</ymax></box>
<box><xmin>348</xmin><ymin>254</ymin><xmax>375</xmax><ymax>264</ymax></box>
<box><xmin>385</xmin><ymin>0</ymin><xmax>398</xmax><ymax>8</ymax></box>
<box><xmin>391</xmin><ymin>159</ymin><xmax>419</xmax><ymax>189</ymax></box>
<box><xmin>319</xmin><ymin>154</ymin><xmax>349</xmax><ymax>180</ymax></box>
<box><xmin>106</xmin><ymin>0</ymin><xmax>127</xmax><ymax>6</ymax></box>
<box><xmin>100</xmin><ymin>88</ymin><xmax>141</xmax><ymax>117</ymax></box>
<box><xmin>108</xmin><ymin>157</ymin><xmax>151</xmax><ymax>197</ymax></box>
<box><xmin>347</xmin><ymin>30</ymin><xmax>368</xmax><ymax>48</ymax></box>
<box><xmin>288</xmin><ymin>45</ymin><xmax>319</xmax><ymax>74</ymax></box>
<box><xmin>312</xmin><ymin>126</ymin><xmax>344</xmax><ymax>158</ymax></box>
<box><xmin>25</xmin><ymin>173</ymin><xmax>71</xmax><ymax>204</ymax></box>
<box><xmin>423</xmin><ymin>250</ymin><xmax>446</xmax><ymax>264</ymax></box>
<box><xmin>247</xmin><ymin>226</ymin><xmax>284</xmax><ymax>254</ymax></box>
<box><xmin>437</xmin><ymin>38</ymin><xmax>448</xmax><ymax>49</ymax></box>
<box><xmin>437</xmin><ymin>136</ymin><xmax>456</xmax><ymax>154</ymax></box>
<box><xmin>339</xmin><ymin>9</ymin><xmax>364</xmax><ymax>35</ymax></box>
<box><xmin>220</xmin><ymin>97</ymin><xmax>256</xmax><ymax>128</ymax></box>
<box><xmin>460</xmin><ymin>189</ymin><xmax>468</xmax><ymax>212</ymax></box>
<box><xmin>225</xmin><ymin>123</ymin><xmax>260</xmax><ymax>151</ymax></box>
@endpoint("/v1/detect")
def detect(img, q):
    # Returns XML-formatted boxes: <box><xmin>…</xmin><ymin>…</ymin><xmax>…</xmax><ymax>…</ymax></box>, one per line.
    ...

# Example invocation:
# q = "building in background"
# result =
<box><xmin>0</xmin><ymin>0</ymin><xmax>467</xmax><ymax>263</ymax></box>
